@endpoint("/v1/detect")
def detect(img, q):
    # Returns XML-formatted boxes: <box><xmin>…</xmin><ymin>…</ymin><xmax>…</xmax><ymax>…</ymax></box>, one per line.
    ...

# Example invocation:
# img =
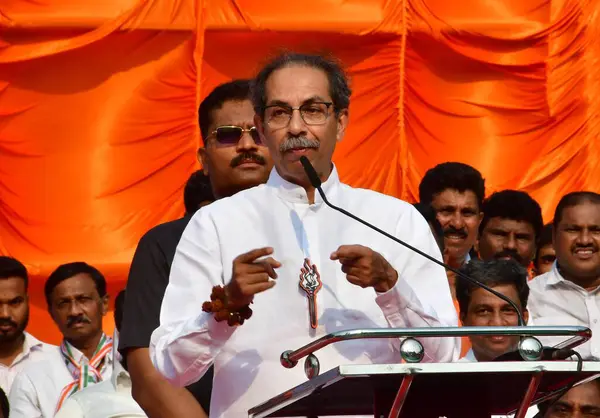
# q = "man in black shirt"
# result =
<box><xmin>119</xmin><ymin>79</ymin><xmax>273</xmax><ymax>418</ymax></box>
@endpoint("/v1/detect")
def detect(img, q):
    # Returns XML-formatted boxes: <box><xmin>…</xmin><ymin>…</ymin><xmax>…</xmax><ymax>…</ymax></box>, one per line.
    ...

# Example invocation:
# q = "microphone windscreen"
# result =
<box><xmin>300</xmin><ymin>156</ymin><xmax>322</xmax><ymax>188</ymax></box>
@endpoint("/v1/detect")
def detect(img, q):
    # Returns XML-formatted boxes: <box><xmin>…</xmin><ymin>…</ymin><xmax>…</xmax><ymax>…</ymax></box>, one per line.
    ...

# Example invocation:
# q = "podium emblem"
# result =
<box><xmin>299</xmin><ymin>258</ymin><xmax>322</xmax><ymax>329</ymax></box>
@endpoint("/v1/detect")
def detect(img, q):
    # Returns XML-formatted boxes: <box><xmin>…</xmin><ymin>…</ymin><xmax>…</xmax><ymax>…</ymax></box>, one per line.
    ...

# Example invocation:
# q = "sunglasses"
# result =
<box><xmin>209</xmin><ymin>126</ymin><xmax>262</xmax><ymax>146</ymax></box>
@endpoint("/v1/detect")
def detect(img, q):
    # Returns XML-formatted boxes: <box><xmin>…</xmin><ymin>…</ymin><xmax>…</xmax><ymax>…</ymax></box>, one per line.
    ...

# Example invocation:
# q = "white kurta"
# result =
<box><xmin>8</xmin><ymin>345</ymin><xmax>113</xmax><ymax>418</ymax></box>
<box><xmin>150</xmin><ymin>166</ymin><xmax>459</xmax><ymax>418</ymax></box>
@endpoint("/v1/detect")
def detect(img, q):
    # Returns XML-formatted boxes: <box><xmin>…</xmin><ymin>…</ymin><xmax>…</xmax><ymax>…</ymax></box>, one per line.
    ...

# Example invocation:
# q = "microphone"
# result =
<box><xmin>299</xmin><ymin>156</ymin><xmax>525</xmax><ymax>327</ymax></box>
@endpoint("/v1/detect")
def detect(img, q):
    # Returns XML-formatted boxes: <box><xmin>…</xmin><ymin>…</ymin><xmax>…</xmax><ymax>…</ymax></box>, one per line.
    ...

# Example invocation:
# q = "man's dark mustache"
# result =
<box><xmin>573</xmin><ymin>244</ymin><xmax>598</xmax><ymax>252</ymax></box>
<box><xmin>0</xmin><ymin>319</ymin><xmax>17</xmax><ymax>328</ymax></box>
<box><xmin>443</xmin><ymin>226</ymin><xmax>467</xmax><ymax>238</ymax></box>
<box><xmin>230</xmin><ymin>152</ymin><xmax>266</xmax><ymax>168</ymax></box>
<box><xmin>67</xmin><ymin>316</ymin><xmax>91</xmax><ymax>327</ymax></box>
<box><xmin>494</xmin><ymin>249</ymin><xmax>524</xmax><ymax>264</ymax></box>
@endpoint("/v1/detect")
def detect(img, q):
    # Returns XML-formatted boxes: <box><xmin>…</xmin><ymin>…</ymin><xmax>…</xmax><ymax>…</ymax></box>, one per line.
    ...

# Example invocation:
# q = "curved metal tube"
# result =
<box><xmin>280</xmin><ymin>326</ymin><xmax>592</xmax><ymax>368</ymax></box>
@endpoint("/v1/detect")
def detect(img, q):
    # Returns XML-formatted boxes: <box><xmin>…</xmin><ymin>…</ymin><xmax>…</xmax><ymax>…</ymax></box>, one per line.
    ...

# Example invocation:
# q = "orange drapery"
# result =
<box><xmin>1</xmin><ymin>0</ymin><xmax>599</xmax><ymax>344</ymax></box>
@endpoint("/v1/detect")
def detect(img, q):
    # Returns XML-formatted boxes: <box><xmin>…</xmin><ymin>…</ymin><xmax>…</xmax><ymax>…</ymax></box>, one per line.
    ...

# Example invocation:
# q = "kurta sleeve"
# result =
<box><xmin>150</xmin><ymin>208</ymin><xmax>236</xmax><ymax>387</ymax></box>
<box><xmin>375</xmin><ymin>204</ymin><xmax>460</xmax><ymax>362</ymax></box>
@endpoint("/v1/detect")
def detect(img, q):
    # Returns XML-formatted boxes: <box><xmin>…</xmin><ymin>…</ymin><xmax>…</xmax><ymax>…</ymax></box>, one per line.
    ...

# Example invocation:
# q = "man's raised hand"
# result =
<box><xmin>330</xmin><ymin>244</ymin><xmax>398</xmax><ymax>293</ymax></box>
<box><xmin>225</xmin><ymin>247</ymin><xmax>281</xmax><ymax>308</ymax></box>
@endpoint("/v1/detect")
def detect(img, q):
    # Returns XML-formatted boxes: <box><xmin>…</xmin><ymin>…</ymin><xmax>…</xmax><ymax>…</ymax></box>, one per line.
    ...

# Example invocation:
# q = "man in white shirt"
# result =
<box><xmin>528</xmin><ymin>192</ymin><xmax>600</xmax><ymax>359</ymax></box>
<box><xmin>9</xmin><ymin>262</ymin><xmax>113</xmax><ymax>418</ymax></box>
<box><xmin>0</xmin><ymin>256</ymin><xmax>54</xmax><ymax>394</ymax></box>
<box><xmin>150</xmin><ymin>52</ymin><xmax>459</xmax><ymax>418</ymax></box>
<box><xmin>56</xmin><ymin>291</ymin><xmax>146</xmax><ymax>418</ymax></box>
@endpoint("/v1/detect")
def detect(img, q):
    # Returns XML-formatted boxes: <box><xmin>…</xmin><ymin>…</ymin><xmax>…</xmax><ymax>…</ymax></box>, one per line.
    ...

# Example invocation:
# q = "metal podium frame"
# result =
<box><xmin>249</xmin><ymin>325</ymin><xmax>594</xmax><ymax>418</ymax></box>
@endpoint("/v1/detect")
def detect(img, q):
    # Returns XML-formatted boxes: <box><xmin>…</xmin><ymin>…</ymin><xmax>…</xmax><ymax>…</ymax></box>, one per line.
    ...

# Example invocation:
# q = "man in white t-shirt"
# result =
<box><xmin>0</xmin><ymin>257</ymin><xmax>54</xmax><ymax>394</ymax></box>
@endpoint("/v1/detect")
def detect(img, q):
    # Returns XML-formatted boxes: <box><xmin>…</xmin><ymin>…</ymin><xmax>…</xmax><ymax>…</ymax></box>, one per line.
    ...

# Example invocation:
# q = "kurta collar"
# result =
<box><xmin>266</xmin><ymin>165</ymin><xmax>340</xmax><ymax>205</ymax></box>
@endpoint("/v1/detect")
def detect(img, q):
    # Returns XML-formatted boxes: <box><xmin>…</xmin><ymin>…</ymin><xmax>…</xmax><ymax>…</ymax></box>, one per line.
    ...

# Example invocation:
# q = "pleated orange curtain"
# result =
<box><xmin>0</xmin><ymin>0</ymin><xmax>599</xmax><ymax>343</ymax></box>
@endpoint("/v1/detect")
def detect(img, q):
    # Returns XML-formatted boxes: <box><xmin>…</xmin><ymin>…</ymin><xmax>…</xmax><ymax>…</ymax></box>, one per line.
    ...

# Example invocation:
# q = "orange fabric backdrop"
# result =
<box><xmin>1</xmin><ymin>0</ymin><xmax>599</xmax><ymax>344</ymax></box>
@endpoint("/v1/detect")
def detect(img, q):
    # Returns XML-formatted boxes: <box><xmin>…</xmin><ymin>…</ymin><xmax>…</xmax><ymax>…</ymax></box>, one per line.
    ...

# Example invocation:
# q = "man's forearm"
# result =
<box><xmin>127</xmin><ymin>348</ymin><xmax>208</xmax><ymax>418</ymax></box>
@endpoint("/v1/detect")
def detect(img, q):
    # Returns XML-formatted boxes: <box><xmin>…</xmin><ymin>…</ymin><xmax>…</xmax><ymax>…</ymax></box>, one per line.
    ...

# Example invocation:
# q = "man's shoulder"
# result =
<box><xmin>528</xmin><ymin>270</ymin><xmax>552</xmax><ymax>292</ymax></box>
<box><xmin>25</xmin><ymin>332</ymin><xmax>58</xmax><ymax>356</ymax></box>
<box><xmin>14</xmin><ymin>346</ymin><xmax>62</xmax><ymax>380</ymax></box>
<box><xmin>139</xmin><ymin>216</ymin><xmax>191</xmax><ymax>243</ymax></box>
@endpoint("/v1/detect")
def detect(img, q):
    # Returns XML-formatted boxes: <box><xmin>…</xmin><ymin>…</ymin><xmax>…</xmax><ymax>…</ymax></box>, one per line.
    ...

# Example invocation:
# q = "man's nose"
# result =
<box><xmin>449</xmin><ymin>212</ymin><xmax>465</xmax><ymax>229</ymax></box>
<box><xmin>287</xmin><ymin>109</ymin><xmax>307</xmax><ymax>136</ymax></box>
<box><xmin>489</xmin><ymin>311</ymin><xmax>504</xmax><ymax>326</ymax></box>
<box><xmin>236</xmin><ymin>131</ymin><xmax>258</xmax><ymax>152</ymax></box>
<box><xmin>505</xmin><ymin>234</ymin><xmax>517</xmax><ymax>250</ymax></box>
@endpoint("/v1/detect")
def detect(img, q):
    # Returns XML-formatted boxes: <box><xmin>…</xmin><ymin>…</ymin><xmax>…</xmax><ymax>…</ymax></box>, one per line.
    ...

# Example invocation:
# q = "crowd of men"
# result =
<box><xmin>0</xmin><ymin>52</ymin><xmax>599</xmax><ymax>418</ymax></box>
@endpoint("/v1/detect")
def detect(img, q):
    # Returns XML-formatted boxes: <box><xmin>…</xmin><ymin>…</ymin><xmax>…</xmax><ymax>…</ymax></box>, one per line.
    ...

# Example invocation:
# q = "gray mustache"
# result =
<box><xmin>279</xmin><ymin>136</ymin><xmax>320</xmax><ymax>153</ymax></box>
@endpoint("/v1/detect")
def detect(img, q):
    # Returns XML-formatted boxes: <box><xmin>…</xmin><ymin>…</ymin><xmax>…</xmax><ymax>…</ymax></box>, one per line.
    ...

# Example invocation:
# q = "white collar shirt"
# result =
<box><xmin>0</xmin><ymin>332</ymin><xmax>55</xmax><ymax>394</ymax></box>
<box><xmin>150</xmin><ymin>166</ymin><xmax>459</xmax><ymax>418</ymax></box>
<box><xmin>528</xmin><ymin>262</ymin><xmax>600</xmax><ymax>359</ymax></box>
<box><xmin>54</xmin><ymin>360</ymin><xmax>146</xmax><ymax>418</ymax></box>
<box><xmin>8</xmin><ymin>343</ymin><xmax>113</xmax><ymax>418</ymax></box>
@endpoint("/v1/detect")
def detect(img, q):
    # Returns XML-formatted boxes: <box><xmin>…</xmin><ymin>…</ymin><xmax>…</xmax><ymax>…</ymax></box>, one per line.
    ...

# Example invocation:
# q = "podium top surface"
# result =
<box><xmin>249</xmin><ymin>361</ymin><xmax>600</xmax><ymax>418</ymax></box>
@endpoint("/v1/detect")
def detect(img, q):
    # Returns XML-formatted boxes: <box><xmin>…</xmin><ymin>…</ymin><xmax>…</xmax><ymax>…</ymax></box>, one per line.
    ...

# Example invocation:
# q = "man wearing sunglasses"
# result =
<box><xmin>151</xmin><ymin>53</ymin><xmax>458</xmax><ymax>418</ymax></box>
<box><xmin>119</xmin><ymin>80</ymin><xmax>273</xmax><ymax>418</ymax></box>
<box><xmin>197</xmin><ymin>80</ymin><xmax>273</xmax><ymax>199</ymax></box>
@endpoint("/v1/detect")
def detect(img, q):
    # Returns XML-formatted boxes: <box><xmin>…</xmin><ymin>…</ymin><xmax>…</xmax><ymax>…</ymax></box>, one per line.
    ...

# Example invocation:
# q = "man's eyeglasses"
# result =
<box><xmin>208</xmin><ymin>126</ymin><xmax>262</xmax><ymax>146</ymax></box>
<box><xmin>264</xmin><ymin>102</ymin><xmax>333</xmax><ymax>129</ymax></box>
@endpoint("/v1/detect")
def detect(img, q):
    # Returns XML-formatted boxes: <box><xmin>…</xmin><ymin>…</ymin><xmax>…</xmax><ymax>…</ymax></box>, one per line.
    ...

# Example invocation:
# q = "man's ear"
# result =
<box><xmin>523</xmin><ymin>308</ymin><xmax>529</xmax><ymax>325</ymax></box>
<box><xmin>198</xmin><ymin>148</ymin><xmax>209</xmax><ymax>176</ymax></box>
<box><xmin>335</xmin><ymin>109</ymin><xmax>349</xmax><ymax>142</ymax></box>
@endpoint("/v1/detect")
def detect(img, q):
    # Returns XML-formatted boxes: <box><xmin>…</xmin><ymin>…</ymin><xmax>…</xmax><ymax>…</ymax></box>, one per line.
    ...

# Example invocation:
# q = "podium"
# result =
<box><xmin>248</xmin><ymin>326</ymin><xmax>597</xmax><ymax>418</ymax></box>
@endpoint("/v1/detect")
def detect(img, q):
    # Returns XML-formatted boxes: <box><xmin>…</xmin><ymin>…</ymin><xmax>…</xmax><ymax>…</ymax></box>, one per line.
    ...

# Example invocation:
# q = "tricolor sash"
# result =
<box><xmin>55</xmin><ymin>333</ymin><xmax>113</xmax><ymax>413</ymax></box>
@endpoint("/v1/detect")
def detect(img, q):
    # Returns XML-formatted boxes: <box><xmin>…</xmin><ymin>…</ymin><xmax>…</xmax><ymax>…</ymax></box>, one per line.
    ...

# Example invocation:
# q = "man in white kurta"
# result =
<box><xmin>150</xmin><ymin>52</ymin><xmax>459</xmax><ymax>418</ymax></box>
